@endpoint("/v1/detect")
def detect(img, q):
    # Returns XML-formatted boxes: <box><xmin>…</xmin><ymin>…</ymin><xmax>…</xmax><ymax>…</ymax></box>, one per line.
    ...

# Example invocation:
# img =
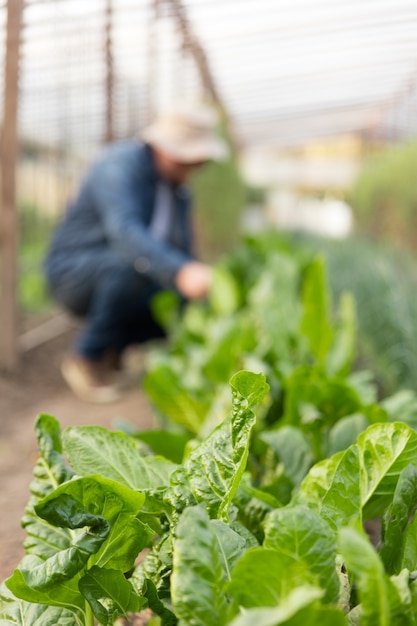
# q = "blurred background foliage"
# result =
<box><xmin>349</xmin><ymin>139</ymin><xmax>417</xmax><ymax>249</ymax></box>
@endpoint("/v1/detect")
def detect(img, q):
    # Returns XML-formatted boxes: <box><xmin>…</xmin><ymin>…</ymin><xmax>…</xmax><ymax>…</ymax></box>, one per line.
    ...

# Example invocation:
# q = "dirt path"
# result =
<box><xmin>0</xmin><ymin>327</ymin><xmax>156</xmax><ymax>581</ymax></box>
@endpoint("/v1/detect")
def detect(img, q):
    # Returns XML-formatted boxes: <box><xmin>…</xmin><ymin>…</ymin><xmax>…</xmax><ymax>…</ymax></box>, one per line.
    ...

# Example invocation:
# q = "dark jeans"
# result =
<box><xmin>49</xmin><ymin>251</ymin><xmax>166</xmax><ymax>360</ymax></box>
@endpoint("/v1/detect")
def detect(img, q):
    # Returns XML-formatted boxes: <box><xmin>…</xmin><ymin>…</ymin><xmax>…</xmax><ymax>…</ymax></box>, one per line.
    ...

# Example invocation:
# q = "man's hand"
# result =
<box><xmin>175</xmin><ymin>262</ymin><xmax>213</xmax><ymax>300</ymax></box>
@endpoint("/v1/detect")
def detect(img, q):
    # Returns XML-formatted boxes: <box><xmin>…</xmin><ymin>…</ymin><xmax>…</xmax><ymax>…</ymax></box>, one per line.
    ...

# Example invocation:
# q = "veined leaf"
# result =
<box><xmin>23</xmin><ymin>414</ymin><xmax>74</xmax><ymax>559</ymax></box>
<box><xmin>165</xmin><ymin>371</ymin><xmax>269</xmax><ymax>520</ymax></box>
<box><xmin>35</xmin><ymin>475</ymin><xmax>152</xmax><ymax>572</ymax></box>
<box><xmin>263</xmin><ymin>506</ymin><xmax>339</xmax><ymax>603</ymax></box>
<box><xmin>296</xmin><ymin>422</ymin><xmax>417</xmax><ymax>527</ymax></box>
<box><xmin>358</xmin><ymin>422</ymin><xmax>417</xmax><ymax>520</ymax></box>
<box><xmin>63</xmin><ymin>426</ymin><xmax>177</xmax><ymax>491</ymax></box>
<box><xmin>171</xmin><ymin>506</ymin><xmax>228</xmax><ymax>626</ymax></box>
<box><xmin>7</xmin><ymin>496</ymin><xmax>109</xmax><ymax>596</ymax></box>
<box><xmin>294</xmin><ymin>447</ymin><xmax>361</xmax><ymax>529</ymax></box>
<box><xmin>210</xmin><ymin>520</ymin><xmax>254</xmax><ymax>581</ymax></box>
<box><xmin>0</xmin><ymin>583</ymin><xmax>77</xmax><ymax>626</ymax></box>
<box><xmin>78</xmin><ymin>566</ymin><xmax>145</xmax><ymax>625</ymax></box>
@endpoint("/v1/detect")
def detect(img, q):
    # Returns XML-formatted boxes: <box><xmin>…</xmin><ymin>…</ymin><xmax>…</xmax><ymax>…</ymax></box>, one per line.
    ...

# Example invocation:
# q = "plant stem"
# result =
<box><xmin>85</xmin><ymin>601</ymin><xmax>95</xmax><ymax>626</ymax></box>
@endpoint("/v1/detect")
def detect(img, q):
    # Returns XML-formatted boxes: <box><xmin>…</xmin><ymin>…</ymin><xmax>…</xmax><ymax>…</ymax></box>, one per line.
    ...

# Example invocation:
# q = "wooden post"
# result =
<box><xmin>0</xmin><ymin>0</ymin><xmax>24</xmax><ymax>372</ymax></box>
<box><xmin>104</xmin><ymin>0</ymin><xmax>114</xmax><ymax>143</ymax></box>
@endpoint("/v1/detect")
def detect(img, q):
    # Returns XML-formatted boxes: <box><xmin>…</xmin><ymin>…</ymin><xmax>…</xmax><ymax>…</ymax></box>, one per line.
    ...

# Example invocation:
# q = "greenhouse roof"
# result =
<box><xmin>3</xmin><ymin>0</ymin><xmax>417</xmax><ymax>149</ymax></box>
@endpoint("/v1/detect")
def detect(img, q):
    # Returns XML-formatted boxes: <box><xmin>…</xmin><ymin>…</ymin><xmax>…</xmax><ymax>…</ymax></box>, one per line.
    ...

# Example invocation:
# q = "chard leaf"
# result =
<box><xmin>7</xmin><ymin>497</ymin><xmax>109</xmax><ymax>594</ymax></box>
<box><xmin>326</xmin><ymin>414</ymin><xmax>369</xmax><ymax>457</ymax></box>
<box><xmin>226</xmin><ymin>548</ymin><xmax>315</xmax><ymax>608</ymax></box>
<box><xmin>23</xmin><ymin>414</ymin><xmax>74</xmax><ymax>559</ymax></box>
<box><xmin>6</xmin><ymin>556</ymin><xmax>84</xmax><ymax>614</ymax></box>
<box><xmin>379</xmin><ymin>465</ymin><xmax>417</xmax><ymax>575</ymax></box>
<box><xmin>226</xmin><ymin>548</ymin><xmax>316</xmax><ymax>608</ymax></box>
<box><xmin>300</xmin><ymin>257</ymin><xmax>333</xmax><ymax>365</ymax></box>
<box><xmin>294</xmin><ymin>447</ymin><xmax>361</xmax><ymax>529</ymax></box>
<box><xmin>0</xmin><ymin>583</ymin><xmax>77</xmax><ymax>626</ymax></box>
<box><xmin>226</xmin><ymin>587</ymin><xmax>346</xmax><ymax>626</ymax></box>
<box><xmin>263</xmin><ymin>506</ymin><xmax>339</xmax><ymax>602</ymax></box>
<box><xmin>63</xmin><ymin>426</ymin><xmax>177</xmax><ymax>491</ymax></box>
<box><xmin>209</xmin><ymin>266</ymin><xmax>240</xmax><ymax>316</ymax></box>
<box><xmin>296</xmin><ymin>422</ymin><xmax>417</xmax><ymax>527</ymax></box>
<box><xmin>358</xmin><ymin>422</ymin><xmax>417</xmax><ymax>520</ymax></box>
<box><xmin>339</xmin><ymin>527</ymin><xmax>413</xmax><ymax>626</ymax></box>
<box><xmin>283</xmin><ymin>367</ymin><xmax>361</xmax><ymax>429</ymax></box>
<box><xmin>259</xmin><ymin>427</ymin><xmax>314</xmax><ymax>487</ymax></box>
<box><xmin>400</xmin><ymin>514</ymin><xmax>417</xmax><ymax>572</ymax></box>
<box><xmin>134</xmin><ymin>430</ymin><xmax>192</xmax><ymax>464</ymax></box>
<box><xmin>171</xmin><ymin>506</ymin><xmax>228</xmax><ymax>626</ymax></box>
<box><xmin>166</xmin><ymin>371</ymin><xmax>269</xmax><ymax>520</ymax></box>
<box><xmin>210</xmin><ymin>520</ymin><xmax>254</xmax><ymax>580</ymax></box>
<box><xmin>78</xmin><ymin>566</ymin><xmax>145</xmax><ymax>625</ymax></box>
<box><xmin>326</xmin><ymin>291</ymin><xmax>356</xmax><ymax>377</ymax></box>
<box><xmin>143</xmin><ymin>365</ymin><xmax>210</xmax><ymax>433</ymax></box>
<box><xmin>35</xmin><ymin>475</ymin><xmax>152</xmax><ymax>572</ymax></box>
<box><xmin>142</xmin><ymin>578</ymin><xmax>177</xmax><ymax>626</ymax></box>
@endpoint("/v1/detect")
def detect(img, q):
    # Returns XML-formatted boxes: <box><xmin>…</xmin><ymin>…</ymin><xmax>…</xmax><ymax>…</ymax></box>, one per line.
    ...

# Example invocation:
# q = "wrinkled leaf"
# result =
<box><xmin>0</xmin><ymin>583</ymin><xmax>77</xmax><ymax>626</ymax></box>
<box><xmin>23</xmin><ymin>414</ymin><xmax>74</xmax><ymax>559</ymax></box>
<box><xmin>36</xmin><ymin>475</ymin><xmax>151</xmax><ymax>572</ymax></box>
<box><xmin>63</xmin><ymin>426</ymin><xmax>176</xmax><ymax>491</ymax></box>
<box><xmin>8</xmin><ymin>495</ymin><xmax>109</xmax><ymax>593</ymax></box>
<box><xmin>171</xmin><ymin>506</ymin><xmax>228</xmax><ymax>626</ymax></box>
<box><xmin>296</xmin><ymin>422</ymin><xmax>417</xmax><ymax>527</ymax></box>
<box><xmin>166</xmin><ymin>371</ymin><xmax>269</xmax><ymax>520</ymax></box>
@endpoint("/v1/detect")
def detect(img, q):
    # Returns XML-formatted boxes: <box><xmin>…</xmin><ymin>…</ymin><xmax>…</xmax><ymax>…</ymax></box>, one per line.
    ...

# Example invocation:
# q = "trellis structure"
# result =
<box><xmin>1</xmin><ymin>0</ymin><xmax>417</xmax><ymax>370</ymax></box>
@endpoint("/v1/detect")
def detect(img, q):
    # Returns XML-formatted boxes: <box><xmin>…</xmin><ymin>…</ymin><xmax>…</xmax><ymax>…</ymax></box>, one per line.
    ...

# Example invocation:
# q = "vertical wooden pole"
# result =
<box><xmin>104</xmin><ymin>0</ymin><xmax>114</xmax><ymax>143</ymax></box>
<box><xmin>0</xmin><ymin>0</ymin><xmax>24</xmax><ymax>372</ymax></box>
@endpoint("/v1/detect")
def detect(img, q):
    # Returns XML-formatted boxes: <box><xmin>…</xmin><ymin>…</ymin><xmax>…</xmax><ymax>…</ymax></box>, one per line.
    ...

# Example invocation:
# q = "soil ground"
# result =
<box><xmin>0</xmin><ymin>319</ymin><xmax>156</xmax><ymax>582</ymax></box>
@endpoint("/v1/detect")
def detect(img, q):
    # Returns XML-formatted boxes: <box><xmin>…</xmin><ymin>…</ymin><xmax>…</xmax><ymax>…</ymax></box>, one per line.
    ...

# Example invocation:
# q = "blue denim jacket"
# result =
<box><xmin>45</xmin><ymin>141</ymin><xmax>193</xmax><ymax>290</ymax></box>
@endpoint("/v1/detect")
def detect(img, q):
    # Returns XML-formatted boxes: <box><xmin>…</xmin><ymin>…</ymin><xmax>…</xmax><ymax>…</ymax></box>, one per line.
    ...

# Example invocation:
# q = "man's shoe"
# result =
<box><xmin>60</xmin><ymin>354</ymin><xmax>125</xmax><ymax>404</ymax></box>
<box><xmin>101</xmin><ymin>349</ymin><xmax>136</xmax><ymax>390</ymax></box>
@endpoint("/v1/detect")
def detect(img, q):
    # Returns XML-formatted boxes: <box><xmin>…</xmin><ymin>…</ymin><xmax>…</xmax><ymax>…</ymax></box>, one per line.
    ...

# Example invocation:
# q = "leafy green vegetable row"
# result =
<box><xmin>3</xmin><ymin>372</ymin><xmax>417</xmax><ymax>625</ymax></box>
<box><xmin>3</xmin><ymin>236</ymin><xmax>417</xmax><ymax>624</ymax></box>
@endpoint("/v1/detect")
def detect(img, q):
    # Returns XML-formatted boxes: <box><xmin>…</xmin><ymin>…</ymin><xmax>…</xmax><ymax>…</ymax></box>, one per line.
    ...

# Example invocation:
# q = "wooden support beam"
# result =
<box><xmin>0</xmin><ymin>0</ymin><xmax>24</xmax><ymax>372</ymax></box>
<box><xmin>166</xmin><ymin>0</ymin><xmax>222</xmax><ymax>106</ymax></box>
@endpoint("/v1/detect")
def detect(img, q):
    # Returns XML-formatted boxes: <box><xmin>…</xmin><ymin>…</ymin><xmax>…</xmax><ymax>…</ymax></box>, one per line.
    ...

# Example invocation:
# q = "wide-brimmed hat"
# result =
<box><xmin>142</xmin><ymin>105</ymin><xmax>229</xmax><ymax>163</ymax></box>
